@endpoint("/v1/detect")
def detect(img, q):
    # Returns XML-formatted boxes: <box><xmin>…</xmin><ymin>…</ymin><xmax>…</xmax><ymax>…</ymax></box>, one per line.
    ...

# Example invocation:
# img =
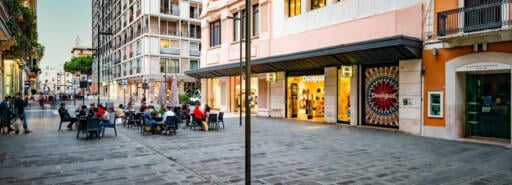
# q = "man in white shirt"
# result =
<box><xmin>161</xmin><ymin>106</ymin><xmax>175</xmax><ymax>123</ymax></box>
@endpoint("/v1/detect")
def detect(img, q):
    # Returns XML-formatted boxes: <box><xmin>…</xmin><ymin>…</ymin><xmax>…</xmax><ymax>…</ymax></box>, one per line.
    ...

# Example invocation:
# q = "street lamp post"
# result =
<box><xmin>243</xmin><ymin>1</ymin><xmax>252</xmax><ymax>184</ymax></box>
<box><xmin>226</xmin><ymin>14</ymin><xmax>243</xmax><ymax>127</ymax></box>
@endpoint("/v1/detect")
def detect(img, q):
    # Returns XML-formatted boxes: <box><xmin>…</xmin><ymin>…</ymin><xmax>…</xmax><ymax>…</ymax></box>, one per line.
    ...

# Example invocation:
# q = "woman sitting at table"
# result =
<box><xmin>192</xmin><ymin>103</ymin><xmax>206</xmax><ymax>130</ymax></box>
<box><xmin>98</xmin><ymin>109</ymin><xmax>114</xmax><ymax>135</ymax></box>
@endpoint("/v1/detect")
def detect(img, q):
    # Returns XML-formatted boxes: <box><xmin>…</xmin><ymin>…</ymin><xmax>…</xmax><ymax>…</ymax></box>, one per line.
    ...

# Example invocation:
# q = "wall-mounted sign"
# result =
<box><xmin>341</xmin><ymin>66</ymin><xmax>353</xmax><ymax>78</ymax></box>
<box><xmin>302</xmin><ymin>75</ymin><xmax>324</xmax><ymax>82</ymax></box>
<box><xmin>456</xmin><ymin>62</ymin><xmax>510</xmax><ymax>72</ymax></box>
<box><xmin>80</xmin><ymin>74</ymin><xmax>87</xmax><ymax>81</ymax></box>
<box><xmin>122</xmin><ymin>79</ymin><xmax>127</xmax><ymax>85</ymax></box>
<box><xmin>266</xmin><ymin>72</ymin><xmax>276</xmax><ymax>82</ymax></box>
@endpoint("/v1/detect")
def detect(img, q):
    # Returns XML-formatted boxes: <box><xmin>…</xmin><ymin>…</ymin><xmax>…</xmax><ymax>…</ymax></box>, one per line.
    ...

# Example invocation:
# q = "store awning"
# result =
<box><xmin>185</xmin><ymin>35</ymin><xmax>422</xmax><ymax>78</ymax></box>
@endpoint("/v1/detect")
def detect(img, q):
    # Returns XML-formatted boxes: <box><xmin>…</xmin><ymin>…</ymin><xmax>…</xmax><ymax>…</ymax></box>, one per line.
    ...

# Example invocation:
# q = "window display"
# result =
<box><xmin>338</xmin><ymin>69</ymin><xmax>351</xmax><ymax>123</ymax></box>
<box><xmin>287</xmin><ymin>75</ymin><xmax>325</xmax><ymax>122</ymax></box>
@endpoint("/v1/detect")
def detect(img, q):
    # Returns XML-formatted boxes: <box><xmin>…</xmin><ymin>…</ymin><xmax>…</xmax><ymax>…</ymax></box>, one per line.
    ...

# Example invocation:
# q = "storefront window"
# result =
<box><xmin>338</xmin><ymin>69</ymin><xmax>351</xmax><ymax>123</ymax></box>
<box><xmin>287</xmin><ymin>75</ymin><xmax>325</xmax><ymax>121</ymax></box>
<box><xmin>235</xmin><ymin>76</ymin><xmax>258</xmax><ymax>113</ymax></box>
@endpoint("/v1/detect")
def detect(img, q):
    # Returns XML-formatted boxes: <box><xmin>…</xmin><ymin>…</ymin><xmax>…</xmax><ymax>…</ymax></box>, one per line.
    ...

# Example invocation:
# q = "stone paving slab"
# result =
<box><xmin>0</xmin><ymin>107</ymin><xmax>511</xmax><ymax>184</ymax></box>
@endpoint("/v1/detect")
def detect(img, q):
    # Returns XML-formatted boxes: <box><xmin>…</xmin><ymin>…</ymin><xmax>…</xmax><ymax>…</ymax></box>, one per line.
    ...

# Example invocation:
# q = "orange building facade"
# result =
<box><xmin>423</xmin><ymin>0</ymin><xmax>512</xmax><ymax>144</ymax></box>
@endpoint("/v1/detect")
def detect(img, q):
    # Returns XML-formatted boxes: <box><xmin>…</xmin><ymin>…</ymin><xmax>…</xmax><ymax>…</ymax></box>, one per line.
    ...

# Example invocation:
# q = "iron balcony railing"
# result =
<box><xmin>190</xmin><ymin>49</ymin><xmax>200</xmax><ymax>56</ymax></box>
<box><xmin>438</xmin><ymin>0</ymin><xmax>512</xmax><ymax>37</ymax></box>
<box><xmin>160</xmin><ymin>48</ymin><xmax>180</xmax><ymax>55</ymax></box>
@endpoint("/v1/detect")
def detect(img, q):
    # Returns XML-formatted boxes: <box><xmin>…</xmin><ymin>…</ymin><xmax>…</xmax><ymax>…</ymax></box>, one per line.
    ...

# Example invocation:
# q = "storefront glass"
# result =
<box><xmin>338</xmin><ymin>69</ymin><xmax>351</xmax><ymax>123</ymax></box>
<box><xmin>466</xmin><ymin>73</ymin><xmax>511</xmax><ymax>139</ymax></box>
<box><xmin>235</xmin><ymin>76</ymin><xmax>258</xmax><ymax>113</ymax></box>
<box><xmin>3</xmin><ymin>60</ymin><xmax>13</xmax><ymax>96</ymax></box>
<box><xmin>287</xmin><ymin>75</ymin><xmax>325</xmax><ymax>122</ymax></box>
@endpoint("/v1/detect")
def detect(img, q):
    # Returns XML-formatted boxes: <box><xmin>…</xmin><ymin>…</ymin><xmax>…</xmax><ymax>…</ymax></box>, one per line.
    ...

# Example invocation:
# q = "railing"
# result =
<box><xmin>167</xmin><ymin>31</ymin><xmax>177</xmax><ymax>36</ymax></box>
<box><xmin>189</xmin><ymin>32</ymin><xmax>201</xmax><ymax>39</ymax></box>
<box><xmin>190</xmin><ymin>50</ymin><xmax>200</xmax><ymax>57</ymax></box>
<box><xmin>160</xmin><ymin>48</ymin><xmax>180</xmax><ymax>55</ymax></box>
<box><xmin>438</xmin><ymin>1</ymin><xmax>511</xmax><ymax>37</ymax></box>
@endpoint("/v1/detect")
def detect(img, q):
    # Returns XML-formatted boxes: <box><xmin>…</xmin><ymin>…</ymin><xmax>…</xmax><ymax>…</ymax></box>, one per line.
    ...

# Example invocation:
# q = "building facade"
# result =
<box><xmin>1</xmin><ymin>0</ymin><xmax>38</xmax><ymax>99</ymax></box>
<box><xmin>92</xmin><ymin>0</ymin><xmax>202</xmax><ymax>103</ymax></box>
<box><xmin>423</xmin><ymin>0</ymin><xmax>512</xmax><ymax>144</ymax></box>
<box><xmin>187</xmin><ymin>0</ymin><xmax>424</xmax><ymax>134</ymax></box>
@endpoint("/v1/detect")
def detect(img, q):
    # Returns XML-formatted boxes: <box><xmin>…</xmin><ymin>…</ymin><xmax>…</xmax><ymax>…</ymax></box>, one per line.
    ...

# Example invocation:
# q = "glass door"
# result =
<box><xmin>466</xmin><ymin>73</ymin><xmax>511</xmax><ymax>139</ymax></box>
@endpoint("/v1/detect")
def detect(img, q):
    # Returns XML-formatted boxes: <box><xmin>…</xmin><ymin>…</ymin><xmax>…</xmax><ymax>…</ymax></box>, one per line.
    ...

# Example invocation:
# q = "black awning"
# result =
<box><xmin>185</xmin><ymin>35</ymin><xmax>422</xmax><ymax>78</ymax></box>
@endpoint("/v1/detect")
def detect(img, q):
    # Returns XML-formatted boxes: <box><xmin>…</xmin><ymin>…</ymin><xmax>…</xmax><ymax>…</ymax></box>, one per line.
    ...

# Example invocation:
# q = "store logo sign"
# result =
<box><xmin>303</xmin><ymin>76</ymin><xmax>324</xmax><ymax>82</ymax></box>
<box><xmin>266</xmin><ymin>72</ymin><xmax>276</xmax><ymax>82</ymax></box>
<box><xmin>341</xmin><ymin>66</ymin><xmax>352</xmax><ymax>78</ymax></box>
<box><xmin>456</xmin><ymin>62</ymin><xmax>511</xmax><ymax>72</ymax></box>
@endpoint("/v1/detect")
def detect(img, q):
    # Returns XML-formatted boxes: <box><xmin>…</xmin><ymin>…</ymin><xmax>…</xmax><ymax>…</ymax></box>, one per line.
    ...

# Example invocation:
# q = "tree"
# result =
<box><xmin>3</xmin><ymin>0</ymin><xmax>43</xmax><ymax>61</ymax></box>
<box><xmin>64</xmin><ymin>56</ymin><xmax>93</xmax><ymax>75</ymax></box>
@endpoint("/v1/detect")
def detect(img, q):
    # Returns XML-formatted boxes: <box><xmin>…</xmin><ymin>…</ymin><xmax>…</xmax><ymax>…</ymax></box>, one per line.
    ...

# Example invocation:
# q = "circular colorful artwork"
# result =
<box><xmin>364</xmin><ymin>66</ymin><xmax>399</xmax><ymax>126</ymax></box>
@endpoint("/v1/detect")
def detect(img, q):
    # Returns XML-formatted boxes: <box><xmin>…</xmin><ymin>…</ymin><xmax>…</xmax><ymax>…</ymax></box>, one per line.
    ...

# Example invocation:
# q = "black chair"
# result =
<box><xmin>141</xmin><ymin>117</ymin><xmax>153</xmax><ymax>136</ymax></box>
<box><xmin>208</xmin><ymin>113</ymin><xmax>218</xmax><ymax>130</ymax></box>
<box><xmin>126</xmin><ymin>111</ymin><xmax>140</xmax><ymax>129</ymax></box>
<box><xmin>217</xmin><ymin>112</ymin><xmax>225</xmax><ymax>129</ymax></box>
<box><xmin>164</xmin><ymin>116</ymin><xmax>177</xmax><ymax>136</ymax></box>
<box><xmin>76</xmin><ymin>116</ymin><xmax>87</xmax><ymax>138</ymax></box>
<box><xmin>84</xmin><ymin>118</ymin><xmax>100</xmax><ymax>139</ymax></box>
<box><xmin>173</xmin><ymin>107</ymin><xmax>182</xmax><ymax>124</ymax></box>
<box><xmin>101</xmin><ymin>116</ymin><xmax>118</xmax><ymax>137</ymax></box>
<box><xmin>190</xmin><ymin>117</ymin><xmax>201</xmax><ymax>131</ymax></box>
<box><xmin>58</xmin><ymin>112</ymin><xmax>72</xmax><ymax>131</ymax></box>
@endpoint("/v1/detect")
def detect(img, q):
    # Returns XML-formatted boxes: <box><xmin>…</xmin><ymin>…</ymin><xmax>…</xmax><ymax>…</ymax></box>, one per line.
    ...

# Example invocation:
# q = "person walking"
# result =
<box><xmin>14</xmin><ymin>92</ymin><xmax>32</xmax><ymax>134</ymax></box>
<box><xmin>1</xmin><ymin>96</ymin><xmax>16</xmax><ymax>133</ymax></box>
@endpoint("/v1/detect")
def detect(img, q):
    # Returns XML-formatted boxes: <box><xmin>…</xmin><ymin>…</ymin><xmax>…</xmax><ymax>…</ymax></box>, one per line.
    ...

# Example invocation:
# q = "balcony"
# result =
<box><xmin>160</xmin><ymin>48</ymin><xmax>180</xmax><ymax>55</ymax></box>
<box><xmin>190</xmin><ymin>49</ymin><xmax>200</xmax><ymax>57</ymax></box>
<box><xmin>438</xmin><ymin>1</ymin><xmax>512</xmax><ymax>38</ymax></box>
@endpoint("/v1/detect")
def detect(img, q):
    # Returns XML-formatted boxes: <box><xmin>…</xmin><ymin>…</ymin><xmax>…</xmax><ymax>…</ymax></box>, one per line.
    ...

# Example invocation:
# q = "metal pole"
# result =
<box><xmin>165</xmin><ymin>60</ymin><xmax>167</xmax><ymax>105</ymax></box>
<box><xmin>97</xmin><ymin>26</ymin><xmax>100</xmax><ymax>106</ymax></box>
<box><xmin>240</xmin><ymin>16</ymin><xmax>243</xmax><ymax>127</ymax></box>
<box><xmin>244</xmin><ymin>1</ymin><xmax>252</xmax><ymax>184</ymax></box>
<box><xmin>82</xmin><ymin>88</ymin><xmax>85</xmax><ymax>105</ymax></box>
<box><xmin>124</xmin><ymin>88</ymin><xmax>126</xmax><ymax>106</ymax></box>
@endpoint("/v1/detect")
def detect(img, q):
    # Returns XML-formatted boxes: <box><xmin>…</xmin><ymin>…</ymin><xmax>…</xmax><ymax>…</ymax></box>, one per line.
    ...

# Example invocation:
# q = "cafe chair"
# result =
<box><xmin>164</xmin><ymin>116</ymin><xmax>177</xmax><ymax>136</ymax></box>
<box><xmin>141</xmin><ymin>118</ymin><xmax>153</xmax><ymax>136</ymax></box>
<box><xmin>76</xmin><ymin>116</ymin><xmax>88</xmax><ymax>139</ymax></box>
<box><xmin>86</xmin><ymin>118</ymin><xmax>101</xmax><ymax>139</ymax></box>
<box><xmin>101</xmin><ymin>117</ymin><xmax>118</xmax><ymax>137</ymax></box>
<box><xmin>208</xmin><ymin>113</ymin><xmax>218</xmax><ymax>130</ymax></box>
<box><xmin>58</xmin><ymin>112</ymin><xmax>71</xmax><ymax>131</ymax></box>
<box><xmin>217</xmin><ymin>112</ymin><xmax>225</xmax><ymax>129</ymax></box>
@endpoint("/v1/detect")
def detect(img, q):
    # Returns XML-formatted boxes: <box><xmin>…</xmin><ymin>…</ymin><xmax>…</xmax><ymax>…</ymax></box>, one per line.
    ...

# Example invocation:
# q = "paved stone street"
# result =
<box><xmin>1</xmin><ymin>102</ymin><xmax>512</xmax><ymax>185</ymax></box>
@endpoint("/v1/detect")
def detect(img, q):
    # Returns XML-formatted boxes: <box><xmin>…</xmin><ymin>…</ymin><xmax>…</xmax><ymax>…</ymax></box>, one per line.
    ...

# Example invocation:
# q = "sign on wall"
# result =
<box><xmin>266</xmin><ymin>72</ymin><xmax>276</xmax><ymax>82</ymax></box>
<box><xmin>455</xmin><ymin>62</ymin><xmax>511</xmax><ymax>72</ymax></box>
<box><xmin>364</xmin><ymin>66</ymin><xmax>399</xmax><ymax>127</ymax></box>
<box><xmin>341</xmin><ymin>66</ymin><xmax>353</xmax><ymax>78</ymax></box>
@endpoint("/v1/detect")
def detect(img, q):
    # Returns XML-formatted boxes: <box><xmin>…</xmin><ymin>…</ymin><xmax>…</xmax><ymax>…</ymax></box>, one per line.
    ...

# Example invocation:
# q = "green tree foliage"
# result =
<box><xmin>3</xmin><ymin>0</ymin><xmax>43</xmax><ymax>60</ymax></box>
<box><xmin>64</xmin><ymin>56</ymin><xmax>93</xmax><ymax>74</ymax></box>
<box><xmin>179</xmin><ymin>93</ymin><xmax>189</xmax><ymax>104</ymax></box>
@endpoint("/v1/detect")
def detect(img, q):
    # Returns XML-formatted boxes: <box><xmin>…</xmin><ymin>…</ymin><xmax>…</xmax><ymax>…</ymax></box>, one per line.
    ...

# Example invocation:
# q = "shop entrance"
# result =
<box><xmin>363</xmin><ymin>65</ymin><xmax>400</xmax><ymax>127</ymax></box>
<box><xmin>465</xmin><ymin>73</ymin><xmax>511</xmax><ymax>139</ymax></box>
<box><xmin>287</xmin><ymin>75</ymin><xmax>325</xmax><ymax>122</ymax></box>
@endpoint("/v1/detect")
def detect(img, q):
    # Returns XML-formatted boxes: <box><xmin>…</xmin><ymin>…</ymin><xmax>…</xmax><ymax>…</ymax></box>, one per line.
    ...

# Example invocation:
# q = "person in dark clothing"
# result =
<box><xmin>0</xmin><ymin>96</ymin><xmax>15</xmax><ymax>133</ymax></box>
<box><xmin>58</xmin><ymin>103</ymin><xmax>77</xmax><ymax>129</ymax></box>
<box><xmin>13</xmin><ymin>93</ymin><xmax>31</xmax><ymax>134</ymax></box>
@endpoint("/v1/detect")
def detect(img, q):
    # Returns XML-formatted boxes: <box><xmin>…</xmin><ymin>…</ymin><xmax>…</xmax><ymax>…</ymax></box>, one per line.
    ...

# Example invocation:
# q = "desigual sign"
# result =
<box><xmin>456</xmin><ymin>63</ymin><xmax>511</xmax><ymax>72</ymax></box>
<box><xmin>303</xmin><ymin>76</ymin><xmax>324</xmax><ymax>82</ymax></box>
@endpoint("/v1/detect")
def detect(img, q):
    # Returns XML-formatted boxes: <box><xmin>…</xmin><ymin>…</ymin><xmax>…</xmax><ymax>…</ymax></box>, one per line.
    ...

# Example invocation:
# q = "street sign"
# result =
<box><xmin>122</xmin><ymin>79</ymin><xmax>127</xmax><ymax>85</ymax></box>
<box><xmin>80</xmin><ymin>74</ymin><xmax>87</xmax><ymax>81</ymax></box>
<box><xmin>72</xmin><ymin>78</ymin><xmax>77</xmax><ymax>85</ymax></box>
<box><xmin>142</xmin><ymin>83</ymin><xmax>149</xmax><ymax>89</ymax></box>
<box><xmin>142</xmin><ymin>77</ymin><xmax>148</xmax><ymax>84</ymax></box>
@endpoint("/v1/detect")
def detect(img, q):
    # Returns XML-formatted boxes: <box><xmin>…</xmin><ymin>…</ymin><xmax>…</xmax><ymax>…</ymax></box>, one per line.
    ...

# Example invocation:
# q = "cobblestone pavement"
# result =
<box><xmin>1</xmin><ymin>106</ymin><xmax>511</xmax><ymax>185</ymax></box>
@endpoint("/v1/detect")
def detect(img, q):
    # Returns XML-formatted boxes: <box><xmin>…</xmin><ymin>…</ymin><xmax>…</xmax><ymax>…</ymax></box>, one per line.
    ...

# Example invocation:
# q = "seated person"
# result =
<box><xmin>143</xmin><ymin>107</ymin><xmax>157</xmax><ymax>126</ymax></box>
<box><xmin>58</xmin><ymin>103</ymin><xmax>77</xmax><ymax>129</ymax></box>
<box><xmin>115</xmin><ymin>104</ymin><xmax>126</xmax><ymax>118</ymax></box>
<box><xmin>125</xmin><ymin>102</ymin><xmax>135</xmax><ymax>112</ymax></box>
<box><xmin>161</xmin><ymin>106</ymin><xmax>175</xmax><ymax>123</ymax></box>
<box><xmin>182</xmin><ymin>104</ymin><xmax>190</xmax><ymax>125</ymax></box>
<box><xmin>98</xmin><ymin>109</ymin><xmax>114</xmax><ymax>135</ymax></box>
<box><xmin>139</xmin><ymin>102</ymin><xmax>147</xmax><ymax>113</ymax></box>
<box><xmin>78</xmin><ymin>105</ymin><xmax>88</xmax><ymax>117</ymax></box>
<box><xmin>192</xmin><ymin>103</ymin><xmax>204</xmax><ymax>127</ymax></box>
<box><xmin>96</xmin><ymin>104</ymin><xmax>106</xmax><ymax>118</ymax></box>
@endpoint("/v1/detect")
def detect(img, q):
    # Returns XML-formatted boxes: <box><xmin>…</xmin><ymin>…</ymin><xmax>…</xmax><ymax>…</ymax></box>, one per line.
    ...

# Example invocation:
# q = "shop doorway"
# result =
<box><xmin>465</xmin><ymin>73</ymin><xmax>511</xmax><ymax>139</ymax></box>
<box><xmin>287</xmin><ymin>75</ymin><xmax>325</xmax><ymax>122</ymax></box>
<box><xmin>362</xmin><ymin>65</ymin><xmax>400</xmax><ymax>127</ymax></box>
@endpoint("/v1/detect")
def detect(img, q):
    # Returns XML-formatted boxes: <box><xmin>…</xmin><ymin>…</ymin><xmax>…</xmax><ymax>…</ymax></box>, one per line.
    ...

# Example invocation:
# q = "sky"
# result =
<box><xmin>37</xmin><ymin>0</ymin><xmax>91</xmax><ymax>83</ymax></box>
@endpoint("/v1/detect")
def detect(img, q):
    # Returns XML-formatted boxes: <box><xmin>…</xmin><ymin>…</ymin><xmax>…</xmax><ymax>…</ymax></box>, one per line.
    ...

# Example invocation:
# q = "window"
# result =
<box><xmin>190</xmin><ymin>60</ymin><xmax>199</xmax><ymax>70</ymax></box>
<box><xmin>170</xmin><ymin>59</ymin><xmax>179</xmax><ymax>73</ymax></box>
<box><xmin>160</xmin><ymin>58</ymin><xmax>168</xmax><ymax>73</ymax></box>
<box><xmin>428</xmin><ymin>91</ymin><xmax>443</xmax><ymax>118</ymax></box>
<box><xmin>289</xmin><ymin>0</ymin><xmax>301</xmax><ymax>16</ymax></box>
<box><xmin>253</xmin><ymin>4</ymin><xmax>260</xmax><ymax>36</ymax></box>
<box><xmin>311</xmin><ymin>0</ymin><xmax>326</xmax><ymax>10</ymax></box>
<box><xmin>189</xmin><ymin>24</ymin><xmax>201</xmax><ymax>38</ymax></box>
<box><xmin>160</xmin><ymin>39</ymin><xmax>169</xmax><ymax>48</ymax></box>
<box><xmin>233</xmin><ymin>12</ymin><xmax>240</xmax><ymax>41</ymax></box>
<box><xmin>209</xmin><ymin>20</ymin><xmax>221</xmax><ymax>47</ymax></box>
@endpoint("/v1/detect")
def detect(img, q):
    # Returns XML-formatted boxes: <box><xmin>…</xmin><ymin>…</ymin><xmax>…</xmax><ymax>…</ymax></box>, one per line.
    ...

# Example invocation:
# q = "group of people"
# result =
<box><xmin>0</xmin><ymin>93</ymin><xmax>32</xmax><ymax>134</ymax></box>
<box><xmin>58</xmin><ymin>102</ymin><xmax>115</xmax><ymax>136</ymax></box>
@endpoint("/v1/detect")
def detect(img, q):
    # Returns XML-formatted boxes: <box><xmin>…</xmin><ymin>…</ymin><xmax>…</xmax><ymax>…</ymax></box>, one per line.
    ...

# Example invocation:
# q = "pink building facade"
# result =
<box><xmin>187</xmin><ymin>0</ymin><xmax>425</xmax><ymax>133</ymax></box>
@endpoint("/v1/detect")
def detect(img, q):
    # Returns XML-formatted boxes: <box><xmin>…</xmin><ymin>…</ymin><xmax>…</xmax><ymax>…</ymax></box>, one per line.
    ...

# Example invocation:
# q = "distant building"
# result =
<box><xmin>92</xmin><ymin>0</ymin><xmax>202</xmax><ymax>103</ymax></box>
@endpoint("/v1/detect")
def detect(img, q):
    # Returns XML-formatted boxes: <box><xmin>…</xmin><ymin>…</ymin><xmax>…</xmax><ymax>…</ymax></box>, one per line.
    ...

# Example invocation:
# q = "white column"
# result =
<box><xmin>269</xmin><ymin>72</ymin><xmax>286</xmax><ymax>118</ymax></box>
<box><xmin>350</xmin><ymin>65</ymin><xmax>358</xmax><ymax>126</ymax></box>
<box><xmin>398</xmin><ymin>59</ymin><xmax>422</xmax><ymax>135</ymax></box>
<box><xmin>324</xmin><ymin>67</ymin><xmax>337</xmax><ymax>123</ymax></box>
